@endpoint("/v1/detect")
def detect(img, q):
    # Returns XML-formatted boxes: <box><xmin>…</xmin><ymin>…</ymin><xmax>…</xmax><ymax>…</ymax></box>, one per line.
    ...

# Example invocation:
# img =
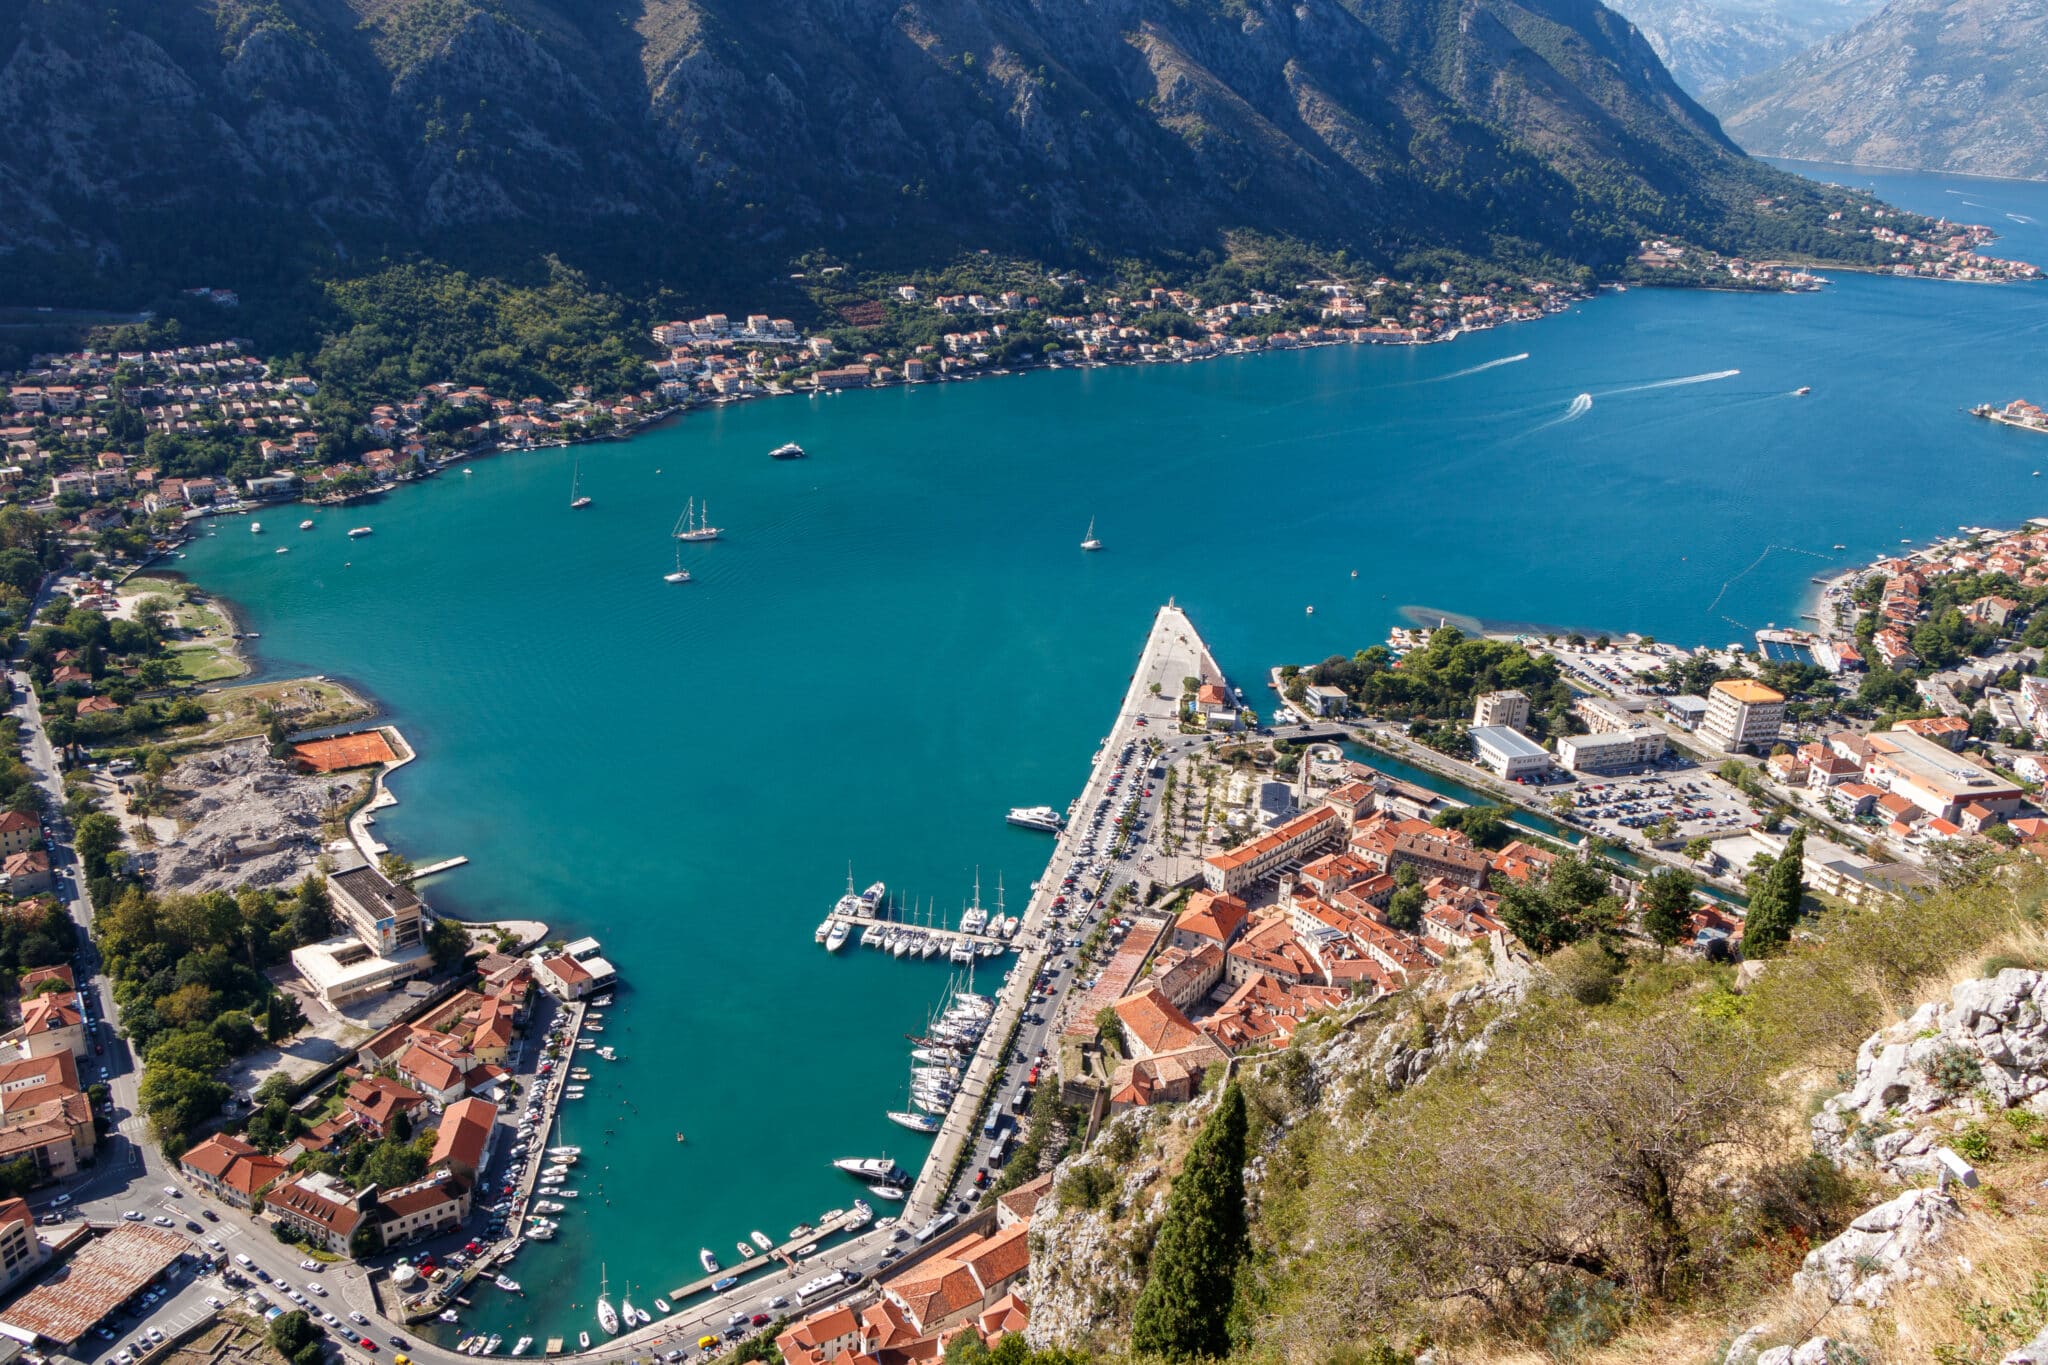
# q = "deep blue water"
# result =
<box><xmin>171</xmin><ymin>162</ymin><xmax>2048</xmax><ymax>1339</ymax></box>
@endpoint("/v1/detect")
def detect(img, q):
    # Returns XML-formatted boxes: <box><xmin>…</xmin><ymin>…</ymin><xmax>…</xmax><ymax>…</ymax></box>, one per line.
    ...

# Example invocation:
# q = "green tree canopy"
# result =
<box><xmin>1129</xmin><ymin>1083</ymin><xmax>1250</xmax><ymax>1360</ymax></box>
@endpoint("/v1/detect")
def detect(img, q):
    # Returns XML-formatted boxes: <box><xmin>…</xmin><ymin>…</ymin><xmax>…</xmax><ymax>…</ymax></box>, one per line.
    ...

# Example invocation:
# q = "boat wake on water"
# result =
<box><xmin>1431</xmin><ymin>352</ymin><xmax>1530</xmax><ymax>382</ymax></box>
<box><xmin>1530</xmin><ymin>392</ymin><xmax>1593</xmax><ymax>432</ymax></box>
<box><xmin>1598</xmin><ymin>368</ymin><xmax>1740</xmax><ymax>398</ymax></box>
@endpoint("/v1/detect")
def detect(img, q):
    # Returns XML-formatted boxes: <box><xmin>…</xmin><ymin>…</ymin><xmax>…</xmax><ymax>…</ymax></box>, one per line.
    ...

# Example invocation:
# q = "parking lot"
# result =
<box><xmin>1564</xmin><ymin>772</ymin><xmax>1754</xmax><ymax>843</ymax></box>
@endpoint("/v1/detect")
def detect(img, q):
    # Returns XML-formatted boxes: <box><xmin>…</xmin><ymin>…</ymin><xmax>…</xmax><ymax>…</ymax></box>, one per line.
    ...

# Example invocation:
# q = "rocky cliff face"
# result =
<box><xmin>1023</xmin><ymin>958</ymin><xmax>1528</xmax><ymax>1351</ymax></box>
<box><xmin>1599</xmin><ymin>0</ymin><xmax>1885</xmax><ymax>96</ymax></box>
<box><xmin>1711</xmin><ymin>0</ymin><xmax>2048</xmax><ymax>180</ymax></box>
<box><xmin>0</xmin><ymin>0</ymin><xmax>1824</xmax><ymax>289</ymax></box>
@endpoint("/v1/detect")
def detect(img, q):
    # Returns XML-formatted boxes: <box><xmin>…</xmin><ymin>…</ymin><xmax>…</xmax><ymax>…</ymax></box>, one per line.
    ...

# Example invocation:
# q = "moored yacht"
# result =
<box><xmin>596</xmin><ymin>1266</ymin><xmax>620</xmax><ymax>1335</ymax></box>
<box><xmin>770</xmin><ymin>442</ymin><xmax>806</xmax><ymax>459</ymax></box>
<box><xmin>751</xmin><ymin>1230</ymin><xmax>773</xmax><ymax>1251</ymax></box>
<box><xmin>1006</xmin><ymin>806</ymin><xmax>1064</xmax><ymax>832</ymax></box>
<box><xmin>859</xmin><ymin>881</ymin><xmax>887</xmax><ymax>915</ymax></box>
<box><xmin>814</xmin><ymin>919</ymin><xmax>833</xmax><ymax>943</ymax></box>
<box><xmin>825</xmin><ymin>921</ymin><xmax>851</xmax><ymax>953</ymax></box>
<box><xmin>699</xmin><ymin>1247</ymin><xmax>720</xmax><ymax>1274</ymax></box>
<box><xmin>833</xmin><ymin>1156</ymin><xmax>904</xmax><ymax>1181</ymax></box>
<box><xmin>673</xmin><ymin>498</ymin><xmax>723</xmax><ymax>542</ymax></box>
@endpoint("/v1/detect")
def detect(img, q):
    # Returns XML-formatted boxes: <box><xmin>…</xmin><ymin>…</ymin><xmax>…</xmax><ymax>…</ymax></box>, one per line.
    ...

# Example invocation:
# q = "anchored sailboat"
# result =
<box><xmin>1080</xmin><ymin>516</ymin><xmax>1102</xmax><ymax>552</ymax></box>
<box><xmin>570</xmin><ymin>461</ymin><xmax>593</xmax><ymax>510</ymax></box>
<box><xmin>664</xmin><ymin>540</ymin><xmax>692</xmax><ymax>584</ymax></box>
<box><xmin>596</xmin><ymin>1265</ymin><xmax>619</xmax><ymax>1335</ymax></box>
<box><xmin>673</xmin><ymin>498</ymin><xmax>723</xmax><ymax>542</ymax></box>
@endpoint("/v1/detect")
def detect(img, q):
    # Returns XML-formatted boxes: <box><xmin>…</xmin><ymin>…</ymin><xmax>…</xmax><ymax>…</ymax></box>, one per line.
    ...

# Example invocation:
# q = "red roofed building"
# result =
<box><xmin>776</xmin><ymin>1304</ymin><xmax>864</xmax><ymax>1365</ymax></box>
<box><xmin>1</xmin><ymin>849</ymin><xmax>52</xmax><ymax>895</ymax></box>
<box><xmin>429</xmin><ymin>1096</ymin><xmax>497</xmax><ymax>1180</ymax></box>
<box><xmin>1224</xmin><ymin>913</ymin><xmax>1325</xmax><ymax>987</ymax></box>
<box><xmin>265</xmin><ymin>1171</ymin><xmax>367</xmax><ymax>1255</ymax></box>
<box><xmin>0</xmin><ymin>810</ymin><xmax>40</xmax><ymax>857</ymax></box>
<box><xmin>1489</xmin><ymin>840</ymin><xmax>1556</xmax><ymax>884</ymax></box>
<box><xmin>178</xmin><ymin>1132</ymin><xmax>286</xmax><ymax>1209</ymax></box>
<box><xmin>1112</xmin><ymin>984</ymin><xmax>1207</xmax><ymax>1060</ymax></box>
<box><xmin>396</xmin><ymin>1041</ymin><xmax>468</xmax><ymax>1103</ymax></box>
<box><xmin>1201</xmin><ymin>806</ymin><xmax>1344</xmax><ymax>895</ymax></box>
<box><xmin>536</xmin><ymin>954</ymin><xmax>596</xmax><ymax>1000</ymax></box>
<box><xmin>341</xmin><ymin>1070</ymin><xmax>428</xmax><ymax>1138</ymax></box>
<box><xmin>1171</xmin><ymin>890</ymin><xmax>1248</xmax><ymax>952</ymax></box>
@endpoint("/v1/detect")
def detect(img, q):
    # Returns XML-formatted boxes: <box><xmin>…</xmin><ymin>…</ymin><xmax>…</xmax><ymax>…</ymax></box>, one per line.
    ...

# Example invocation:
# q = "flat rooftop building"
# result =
<box><xmin>1470</xmin><ymin>725</ymin><xmax>1553</xmax><ymax>780</ymax></box>
<box><xmin>1864</xmin><ymin>729</ymin><xmax>2024</xmax><ymax>824</ymax></box>
<box><xmin>0</xmin><ymin>1224</ymin><xmax>187</xmax><ymax>1349</ymax></box>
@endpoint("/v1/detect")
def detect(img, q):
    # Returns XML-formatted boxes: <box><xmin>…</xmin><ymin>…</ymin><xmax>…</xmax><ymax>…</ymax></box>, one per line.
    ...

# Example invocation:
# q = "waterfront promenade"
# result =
<box><xmin>902</xmin><ymin>601</ymin><xmax>1220</xmax><ymax>1226</ymax></box>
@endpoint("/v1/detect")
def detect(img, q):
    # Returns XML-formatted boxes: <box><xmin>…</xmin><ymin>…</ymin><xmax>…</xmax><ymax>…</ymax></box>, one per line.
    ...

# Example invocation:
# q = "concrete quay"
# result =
<box><xmin>902</xmin><ymin>601</ymin><xmax>1221</xmax><ymax>1226</ymax></box>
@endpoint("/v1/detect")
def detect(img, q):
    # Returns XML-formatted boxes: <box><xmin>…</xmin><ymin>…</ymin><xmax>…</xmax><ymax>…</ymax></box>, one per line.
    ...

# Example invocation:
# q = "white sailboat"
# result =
<box><xmin>673</xmin><ymin>498</ymin><xmax>723</xmax><ymax>542</ymax></box>
<box><xmin>596</xmin><ymin>1265</ymin><xmax>620</xmax><ymax>1335</ymax></box>
<box><xmin>570</xmin><ymin>460</ymin><xmax>593</xmax><ymax>510</ymax></box>
<box><xmin>1080</xmin><ymin>516</ymin><xmax>1102</xmax><ymax>551</ymax></box>
<box><xmin>664</xmin><ymin>540</ymin><xmax>692</xmax><ymax>584</ymax></box>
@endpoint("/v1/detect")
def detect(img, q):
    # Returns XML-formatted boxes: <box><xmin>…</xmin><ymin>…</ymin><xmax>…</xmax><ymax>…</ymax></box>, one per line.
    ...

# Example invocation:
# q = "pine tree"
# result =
<box><xmin>1639</xmin><ymin>867</ymin><xmax>1695</xmax><ymax>951</ymax></box>
<box><xmin>1129</xmin><ymin>1083</ymin><xmax>1249</xmax><ymax>1360</ymax></box>
<box><xmin>1742</xmin><ymin>827</ymin><xmax>1806</xmax><ymax>958</ymax></box>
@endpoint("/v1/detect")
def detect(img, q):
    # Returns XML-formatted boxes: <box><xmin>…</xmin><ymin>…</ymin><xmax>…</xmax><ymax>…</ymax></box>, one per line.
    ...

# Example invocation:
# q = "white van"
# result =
<box><xmin>234</xmin><ymin>1253</ymin><xmax>254</xmax><ymax>1268</ymax></box>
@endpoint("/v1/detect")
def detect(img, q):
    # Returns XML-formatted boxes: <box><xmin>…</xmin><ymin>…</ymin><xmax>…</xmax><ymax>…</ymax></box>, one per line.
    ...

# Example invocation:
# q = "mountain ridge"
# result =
<box><xmin>0</xmin><ymin>0</ymin><xmax>1913</xmax><ymax>303</ymax></box>
<box><xmin>1711</xmin><ymin>0</ymin><xmax>2048</xmax><ymax>182</ymax></box>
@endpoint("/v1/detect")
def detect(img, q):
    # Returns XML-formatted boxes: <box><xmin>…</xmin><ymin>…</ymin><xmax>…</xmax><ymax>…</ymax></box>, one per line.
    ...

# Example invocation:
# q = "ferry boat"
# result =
<box><xmin>673</xmin><ymin>498</ymin><xmax>722</xmax><ymax>542</ymax></box>
<box><xmin>824</xmin><ymin>921</ymin><xmax>851</xmax><ymax>953</ymax></box>
<box><xmin>596</xmin><ymin>1267</ymin><xmax>620</xmax><ymax>1335</ymax></box>
<box><xmin>699</xmin><ymin>1247</ymin><xmax>721</xmax><ymax>1274</ymax></box>
<box><xmin>769</xmin><ymin>442</ymin><xmax>806</xmax><ymax>460</ymax></box>
<box><xmin>347</xmin><ymin>526</ymin><xmax>373</xmax><ymax>538</ymax></box>
<box><xmin>1005</xmin><ymin>805</ymin><xmax>1063</xmax><ymax>833</ymax></box>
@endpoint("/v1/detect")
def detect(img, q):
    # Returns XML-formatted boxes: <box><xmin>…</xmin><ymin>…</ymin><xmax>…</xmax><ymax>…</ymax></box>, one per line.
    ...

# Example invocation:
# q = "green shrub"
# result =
<box><xmin>1951</xmin><ymin>1122</ymin><xmax>1994</xmax><ymax>1164</ymax></box>
<box><xmin>1925</xmin><ymin>1044</ymin><xmax>1986</xmax><ymax>1099</ymax></box>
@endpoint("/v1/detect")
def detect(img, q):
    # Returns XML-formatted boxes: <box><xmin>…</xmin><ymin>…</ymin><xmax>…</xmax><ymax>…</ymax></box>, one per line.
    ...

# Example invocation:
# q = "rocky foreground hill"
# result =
<box><xmin>1712</xmin><ymin>0</ymin><xmax>2048</xmax><ymax>180</ymax></box>
<box><xmin>0</xmin><ymin>0</ymin><xmax>1903</xmax><ymax>298</ymax></box>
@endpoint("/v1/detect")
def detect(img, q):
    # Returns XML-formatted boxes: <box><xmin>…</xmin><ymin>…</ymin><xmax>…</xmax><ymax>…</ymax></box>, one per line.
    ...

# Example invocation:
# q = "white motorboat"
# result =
<box><xmin>814</xmin><ymin>918</ymin><xmax>833</xmax><ymax>943</ymax></box>
<box><xmin>494</xmin><ymin>1274</ymin><xmax>521</xmax><ymax>1292</ymax></box>
<box><xmin>484</xmin><ymin>1336</ymin><xmax>502</xmax><ymax>1354</ymax></box>
<box><xmin>751</xmin><ymin>1230</ymin><xmax>772</xmax><ymax>1251</ymax></box>
<box><xmin>859</xmin><ymin>881</ymin><xmax>887</xmax><ymax>915</ymax></box>
<box><xmin>769</xmin><ymin>442</ymin><xmax>805</xmax><ymax>459</ymax></box>
<box><xmin>438</xmin><ymin>1311</ymin><xmax>459</xmax><ymax>1324</ymax></box>
<box><xmin>275</xmin><ymin>546</ymin><xmax>290</xmax><ymax>554</ymax></box>
<box><xmin>298</xmin><ymin>519</ymin><xmax>314</xmax><ymax>531</ymax></box>
<box><xmin>655</xmin><ymin>1298</ymin><xmax>672</xmax><ymax>1314</ymax></box>
<box><xmin>1006</xmin><ymin>805</ymin><xmax>1064</xmax><ymax>832</ymax></box>
<box><xmin>347</xmin><ymin>526</ymin><xmax>373</xmax><ymax>538</ymax></box>
<box><xmin>737</xmin><ymin>1240</ymin><xmax>755</xmax><ymax>1260</ymax></box>
<box><xmin>250</xmin><ymin>521</ymin><xmax>263</xmax><ymax>534</ymax></box>
<box><xmin>547</xmin><ymin>1146</ymin><xmax>581</xmax><ymax>1158</ymax></box>
<box><xmin>512</xmin><ymin>1339</ymin><xmax>533</xmax><ymax>1357</ymax></box>
<box><xmin>700</xmin><ymin>1247</ymin><xmax>720</xmax><ymax>1274</ymax></box>
<box><xmin>578</xmin><ymin>1334</ymin><xmax>591</xmax><ymax>1351</ymax></box>
<box><xmin>597</xmin><ymin>1045</ymin><xmax>617</xmax><ymax>1060</ymax></box>
<box><xmin>825</xmin><ymin>921</ymin><xmax>850</xmax><ymax>953</ymax></box>
<box><xmin>834</xmin><ymin>1157</ymin><xmax>903</xmax><ymax>1181</ymax></box>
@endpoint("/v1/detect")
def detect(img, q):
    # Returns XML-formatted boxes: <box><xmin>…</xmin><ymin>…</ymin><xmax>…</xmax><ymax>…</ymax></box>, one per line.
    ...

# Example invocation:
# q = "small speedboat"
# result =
<box><xmin>751</xmin><ymin>1230</ymin><xmax>772</xmax><ymax>1251</ymax></box>
<box><xmin>438</xmin><ymin>1311</ymin><xmax>459</xmax><ymax>1324</ymax></box>
<box><xmin>494</xmin><ymin>1274</ymin><xmax>521</xmax><ymax>1292</ymax></box>
<box><xmin>790</xmin><ymin>1223</ymin><xmax>814</xmax><ymax>1240</ymax></box>
<box><xmin>737</xmin><ymin>1241</ymin><xmax>755</xmax><ymax>1260</ymax></box>
<box><xmin>578</xmin><ymin>1334</ymin><xmax>590</xmax><ymax>1351</ymax></box>
<box><xmin>484</xmin><ymin>1335</ymin><xmax>502</xmax><ymax>1354</ymax></box>
<box><xmin>299</xmin><ymin>519</ymin><xmax>314</xmax><ymax>531</ymax></box>
<box><xmin>654</xmin><ymin>1298</ymin><xmax>672</xmax><ymax>1314</ymax></box>
<box><xmin>512</xmin><ymin>1339</ymin><xmax>533</xmax><ymax>1357</ymax></box>
<box><xmin>700</xmin><ymin>1248</ymin><xmax>720</xmax><ymax>1273</ymax></box>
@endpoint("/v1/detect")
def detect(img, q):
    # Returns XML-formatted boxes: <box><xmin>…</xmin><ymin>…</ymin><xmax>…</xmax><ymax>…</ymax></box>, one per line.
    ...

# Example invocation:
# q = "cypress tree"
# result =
<box><xmin>1129</xmin><ymin>1083</ymin><xmax>1249</xmax><ymax>1361</ymax></box>
<box><xmin>1742</xmin><ymin>827</ymin><xmax>1806</xmax><ymax>958</ymax></box>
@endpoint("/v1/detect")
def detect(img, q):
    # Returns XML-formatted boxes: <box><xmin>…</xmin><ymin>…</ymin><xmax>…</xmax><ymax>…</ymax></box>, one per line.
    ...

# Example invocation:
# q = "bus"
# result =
<box><xmin>981</xmin><ymin>1109</ymin><xmax>1005</xmax><ymax>1140</ymax></box>
<box><xmin>1010</xmin><ymin>1085</ymin><xmax>1030</xmax><ymax>1114</ymax></box>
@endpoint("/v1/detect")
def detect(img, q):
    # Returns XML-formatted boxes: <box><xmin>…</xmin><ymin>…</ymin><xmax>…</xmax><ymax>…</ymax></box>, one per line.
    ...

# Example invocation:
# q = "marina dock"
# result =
<box><xmin>663</xmin><ymin>1207</ymin><xmax>871</xmax><ymax>1302</ymax></box>
<box><xmin>901</xmin><ymin>602</ymin><xmax>1220</xmax><ymax>1224</ymax></box>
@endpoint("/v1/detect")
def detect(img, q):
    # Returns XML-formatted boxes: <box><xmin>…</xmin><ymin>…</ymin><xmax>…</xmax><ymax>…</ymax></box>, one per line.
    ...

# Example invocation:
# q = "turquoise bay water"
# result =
<box><xmin>173</xmin><ymin>164</ymin><xmax>2048</xmax><ymax>1339</ymax></box>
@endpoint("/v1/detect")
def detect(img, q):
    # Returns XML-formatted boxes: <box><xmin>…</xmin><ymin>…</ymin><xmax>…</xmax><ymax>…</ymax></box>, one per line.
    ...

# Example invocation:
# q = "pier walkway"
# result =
<box><xmin>903</xmin><ymin>601</ymin><xmax>1220</xmax><ymax>1226</ymax></box>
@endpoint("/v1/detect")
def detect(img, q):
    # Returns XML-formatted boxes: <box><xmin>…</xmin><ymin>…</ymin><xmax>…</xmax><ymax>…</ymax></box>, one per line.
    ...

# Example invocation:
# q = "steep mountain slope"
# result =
<box><xmin>1712</xmin><ymin>0</ymin><xmax>2048</xmax><ymax>180</ymax></box>
<box><xmin>1599</xmin><ymin>0</ymin><xmax>1885</xmax><ymax>96</ymax></box>
<box><xmin>0</xmin><ymin>0</ymin><xmax>1864</xmax><ymax>297</ymax></box>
